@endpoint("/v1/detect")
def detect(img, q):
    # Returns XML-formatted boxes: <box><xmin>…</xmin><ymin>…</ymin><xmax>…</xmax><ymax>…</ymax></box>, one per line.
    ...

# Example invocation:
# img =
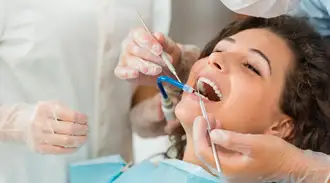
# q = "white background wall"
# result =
<box><xmin>133</xmin><ymin>0</ymin><xmax>234</xmax><ymax>163</ymax></box>
<box><xmin>169</xmin><ymin>0</ymin><xmax>234</xmax><ymax>48</ymax></box>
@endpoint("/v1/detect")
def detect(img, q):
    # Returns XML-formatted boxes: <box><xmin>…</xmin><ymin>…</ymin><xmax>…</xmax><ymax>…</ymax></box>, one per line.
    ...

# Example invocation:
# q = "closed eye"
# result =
<box><xmin>213</xmin><ymin>50</ymin><xmax>223</xmax><ymax>53</ymax></box>
<box><xmin>243</xmin><ymin>63</ymin><xmax>261</xmax><ymax>76</ymax></box>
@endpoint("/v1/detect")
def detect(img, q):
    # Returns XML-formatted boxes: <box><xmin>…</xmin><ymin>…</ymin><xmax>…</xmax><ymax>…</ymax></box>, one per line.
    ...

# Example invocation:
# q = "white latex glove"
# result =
<box><xmin>115</xmin><ymin>27</ymin><xmax>182</xmax><ymax>86</ymax></box>
<box><xmin>193</xmin><ymin>116</ymin><xmax>330</xmax><ymax>183</ymax></box>
<box><xmin>219</xmin><ymin>0</ymin><xmax>300</xmax><ymax>18</ymax></box>
<box><xmin>0</xmin><ymin>101</ymin><xmax>88</xmax><ymax>154</ymax></box>
<box><xmin>130</xmin><ymin>93</ymin><xmax>180</xmax><ymax>137</ymax></box>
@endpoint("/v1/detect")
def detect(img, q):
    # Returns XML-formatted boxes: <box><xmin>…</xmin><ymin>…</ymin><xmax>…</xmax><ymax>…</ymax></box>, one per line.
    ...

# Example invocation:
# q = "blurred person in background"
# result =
<box><xmin>0</xmin><ymin>0</ymin><xmax>170</xmax><ymax>183</ymax></box>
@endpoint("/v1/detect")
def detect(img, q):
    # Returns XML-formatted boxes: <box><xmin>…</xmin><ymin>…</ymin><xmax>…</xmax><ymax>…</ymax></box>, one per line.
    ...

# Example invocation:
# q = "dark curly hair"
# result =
<box><xmin>165</xmin><ymin>15</ymin><xmax>330</xmax><ymax>160</ymax></box>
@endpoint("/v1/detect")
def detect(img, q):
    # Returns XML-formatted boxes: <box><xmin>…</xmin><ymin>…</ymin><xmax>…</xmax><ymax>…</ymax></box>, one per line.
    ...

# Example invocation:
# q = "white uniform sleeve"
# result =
<box><xmin>0</xmin><ymin>0</ymin><xmax>5</xmax><ymax>39</ymax></box>
<box><xmin>152</xmin><ymin>0</ymin><xmax>171</xmax><ymax>35</ymax></box>
<box><xmin>290</xmin><ymin>0</ymin><xmax>330</xmax><ymax>37</ymax></box>
<box><xmin>0</xmin><ymin>104</ymin><xmax>32</xmax><ymax>143</ymax></box>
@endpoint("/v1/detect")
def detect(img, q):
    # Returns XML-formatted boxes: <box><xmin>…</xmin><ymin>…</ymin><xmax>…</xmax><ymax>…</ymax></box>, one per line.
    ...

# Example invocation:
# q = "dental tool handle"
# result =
<box><xmin>199</xmin><ymin>95</ymin><xmax>222</xmax><ymax>173</ymax></box>
<box><xmin>161</xmin><ymin>54</ymin><xmax>181</xmax><ymax>82</ymax></box>
<box><xmin>199</xmin><ymin>97</ymin><xmax>212</xmax><ymax>130</ymax></box>
<box><xmin>210</xmin><ymin>136</ymin><xmax>222</xmax><ymax>173</ymax></box>
<box><xmin>161</xmin><ymin>98</ymin><xmax>176</xmax><ymax>121</ymax></box>
<box><xmin>205</xmin><ymin>117</ymin><xmax>222</xmax><ymax>173</ymax></box>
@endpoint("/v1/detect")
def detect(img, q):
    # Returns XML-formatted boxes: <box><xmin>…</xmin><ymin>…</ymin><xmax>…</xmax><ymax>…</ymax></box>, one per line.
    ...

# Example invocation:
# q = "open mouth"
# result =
<box><xmin>196</xmin><ymin>77</ymin><xmax>222</xmax><ymax>102</ymax></box>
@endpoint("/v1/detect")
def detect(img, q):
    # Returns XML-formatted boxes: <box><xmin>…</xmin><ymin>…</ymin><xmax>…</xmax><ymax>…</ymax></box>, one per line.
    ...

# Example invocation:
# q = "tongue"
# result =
<box><xmin>203</xmin><ymin>83</ymin><xmax>220</xmax><ymax>101</ymax></box>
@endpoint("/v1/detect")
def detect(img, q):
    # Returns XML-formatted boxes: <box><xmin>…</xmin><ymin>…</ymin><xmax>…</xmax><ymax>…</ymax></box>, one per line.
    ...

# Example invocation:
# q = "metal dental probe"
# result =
<box><xmin>197</xmin><ymin>89</ymin><xmax>222</xmax><ymax>173</ymax></box>
<box><xmin>136</xmin><ymin>12</ymin><xmax>182</xmax><ymax>82</ymax></box>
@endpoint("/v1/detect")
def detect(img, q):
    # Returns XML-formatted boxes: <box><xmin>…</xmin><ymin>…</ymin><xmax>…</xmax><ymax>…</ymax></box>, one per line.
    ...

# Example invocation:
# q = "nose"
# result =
<box><xmin>208</xmin><ymin>53</ymin><xmax>227</xmax><ymax>73</ymax></box>
<box><xmin>208</xmin><ymin>52</ymin><xmax>245</xmax><ymax>73</ymax></box>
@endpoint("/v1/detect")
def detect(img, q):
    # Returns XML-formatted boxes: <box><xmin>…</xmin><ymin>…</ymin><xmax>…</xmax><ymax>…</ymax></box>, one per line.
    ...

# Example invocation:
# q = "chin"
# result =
<box><xmin>175</xmin><ymin>96</ymin><xmax>202</xmax><ymax>128</ymax></box>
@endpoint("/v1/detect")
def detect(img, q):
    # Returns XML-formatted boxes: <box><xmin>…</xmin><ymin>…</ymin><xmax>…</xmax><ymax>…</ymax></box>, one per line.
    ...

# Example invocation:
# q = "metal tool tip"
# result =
<box><xmin>194</xmin><ymin>92</ymin><xmax>204</xmax><ymax>98</ymax></box>
<box><xmin>174</xmin><ymin>74</ymin><xmax>181</xmax><ymax>83</ymax></box>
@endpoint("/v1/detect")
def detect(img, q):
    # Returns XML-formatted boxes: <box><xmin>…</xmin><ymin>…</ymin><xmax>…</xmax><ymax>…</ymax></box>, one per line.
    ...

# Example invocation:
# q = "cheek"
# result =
<box><xmin>218</xmin><ymin>77</ymin><xmax>273</xmax><ymax>133</ymax></box>
<box><xmin>186</xmin><ymin>59</ymin><xmax>208</xmax><ymax>83</ymax></box>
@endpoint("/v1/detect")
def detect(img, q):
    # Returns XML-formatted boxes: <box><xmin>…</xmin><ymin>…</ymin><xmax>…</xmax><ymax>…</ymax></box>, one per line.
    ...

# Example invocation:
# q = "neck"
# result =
<box><xmin>182</xmin><ymin>136</ymin><xmax>211</xmax><ymax>172</ymax></box>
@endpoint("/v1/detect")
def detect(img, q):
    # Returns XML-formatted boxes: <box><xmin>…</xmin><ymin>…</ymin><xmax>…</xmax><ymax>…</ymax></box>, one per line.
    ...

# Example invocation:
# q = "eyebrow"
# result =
<box><xmin>250</xmin><ymin>48</ymin><xmax>272</xmax><ymax>74</ymax></box>
<box><xmin>223</xmin><ymin>37</ymin><xmax>236</xmax><ymax>43</ymax></box>
<box><xmin>220</xmin><ymin>37</ymin><xmax>272</xmax><ymax>74</ymax></box>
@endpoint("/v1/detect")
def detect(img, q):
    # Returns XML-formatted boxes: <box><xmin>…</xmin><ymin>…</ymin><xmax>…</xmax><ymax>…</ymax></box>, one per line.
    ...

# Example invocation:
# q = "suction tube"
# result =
<box><xmin>157</xmin><ymin>76</ymin><xmax>195</xmax><ymax>122</ymax></box>
<box><xmin>157</xmin><ymin>76</ymin><xmax>195</xmax><ymax>97</ymax></box>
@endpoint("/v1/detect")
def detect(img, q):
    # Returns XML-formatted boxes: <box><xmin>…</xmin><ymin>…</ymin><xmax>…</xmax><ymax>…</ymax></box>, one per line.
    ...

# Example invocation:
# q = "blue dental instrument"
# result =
<box><xmin>157</xmin><ymin>76</ymin><xmax>195</xmax><ymax>98</ymax></box>
<box><xmin>136</xmin><ymin>12</ymin><xmax>182</xmax><ymax>82</ymax></box>
<box><xmin>157</xmin><ymin>76</ymin><xmax>196</xmax><ymax>121</ymax></box>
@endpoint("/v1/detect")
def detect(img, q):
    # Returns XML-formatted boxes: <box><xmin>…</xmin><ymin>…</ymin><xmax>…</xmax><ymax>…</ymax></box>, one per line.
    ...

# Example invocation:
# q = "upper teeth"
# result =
<box><xmin>197</xmin><ymin>77</ymin><xmax>222</xmax><ymax>99</ymax></box>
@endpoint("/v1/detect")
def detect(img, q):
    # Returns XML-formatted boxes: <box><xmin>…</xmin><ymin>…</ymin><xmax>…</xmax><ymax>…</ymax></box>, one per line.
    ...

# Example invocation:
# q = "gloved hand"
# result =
<box><xmin>193</xmin><ymin>116</ymin><xmax>330</xmax><ymax>183</ymax></box>
<box><xmin>0</xmin><ymin>101</ymin><xmax>88</xmax><ymax>154</ymax></box>
<box><xmin>130</xmin><ymin>93</ymin><xmax>181</xmax><ymax>137</ymax></box>
<box><xmin>115</xmin><ymin>27</ymin><xmax>182</xmax><ymax>86</ymax></box>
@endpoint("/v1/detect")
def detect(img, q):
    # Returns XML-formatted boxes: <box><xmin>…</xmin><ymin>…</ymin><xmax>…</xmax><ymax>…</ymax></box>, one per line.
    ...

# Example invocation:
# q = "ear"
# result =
<box><xmin>265</xmin><ymin>116</ymin><xmax>294</xmax><ymax>139</ymax></box>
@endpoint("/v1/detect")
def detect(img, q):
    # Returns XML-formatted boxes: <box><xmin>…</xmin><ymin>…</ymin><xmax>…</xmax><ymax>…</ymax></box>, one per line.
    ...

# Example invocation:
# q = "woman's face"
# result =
<box><xmin>176</xmin><ymin>28</ymin><xmax>295</xmax><ymax>137</ymax></box>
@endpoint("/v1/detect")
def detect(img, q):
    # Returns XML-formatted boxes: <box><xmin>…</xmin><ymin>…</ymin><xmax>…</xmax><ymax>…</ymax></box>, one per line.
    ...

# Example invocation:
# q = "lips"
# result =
<box><xmin>195</xmin><ymin>77</ymin><xmax>222</xmax><ymax>102</ymax></box>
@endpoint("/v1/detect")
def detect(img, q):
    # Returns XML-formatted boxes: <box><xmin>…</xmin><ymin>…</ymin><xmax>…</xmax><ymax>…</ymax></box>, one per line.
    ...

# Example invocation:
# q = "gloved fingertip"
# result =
<box><xmin>210</xmin><ymin>130</ymin><xmax>228</xmax><ymax>143</ymax></box>
<box><xmin>150</xmin><ymin>44</ymin><xmax>163</xmax><ymax>56</ymax></box>
<box><xmin>114</xmin><ymin>67</ymin><xmax>130</xmax><ymax>79</ymax></box>
<box><xmin>194</xmin><ymin>116</ymin><xmax>204</xmax><ymax>124</ymax></box>
<box><xmin>144</xmin><ymin>66</ymin><xmax>162</xmax><ymax>75</ymax></box>
<box><xmin>153</xmin><ymin>32</ymin><xmax>162</xmax><ymax>40</ymax></box>
<box><xmin>151</xmin><ymin>66</ymin><xmax>163</xmax><ymax>75</ymax></box>
<box><xmin>118</xmin><ymin>67</ymin><xmax>138</xmax><ymax>79</ymax></box>
<box><xmin>132</xmin><ymin>70</ymin><xmax>139</xmax><ymax>77</ymax></box>
<box><xmin>193</xmin><ymin>116</ymin><xmax>208</xmax><ymax>145</ymax></box>
<box><xmin>154</xmin><ymin>33</ymin><xmax>166</xmax><ymax>45</ymax></box>
<box><xmin>141</xmin><ymin>67</ymin><xmax>148</xmax><ymax>74</ymax></box>
<box><xmin>75</xmin><ymin>112</ymin><xmax>88</xmax><ymax>124</ymax></box>
<box><xmin>127</xmin><ymin>71</ymin><xmax>139</xmax><ymax>79</ymax></box>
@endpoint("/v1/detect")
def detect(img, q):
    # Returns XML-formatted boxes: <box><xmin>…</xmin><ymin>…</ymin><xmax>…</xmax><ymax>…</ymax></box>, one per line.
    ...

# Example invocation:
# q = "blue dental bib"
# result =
<box><xmin>69</xmin><ymin>155</ymin><xmax>221</xmax><ymax>183</ymax></box>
